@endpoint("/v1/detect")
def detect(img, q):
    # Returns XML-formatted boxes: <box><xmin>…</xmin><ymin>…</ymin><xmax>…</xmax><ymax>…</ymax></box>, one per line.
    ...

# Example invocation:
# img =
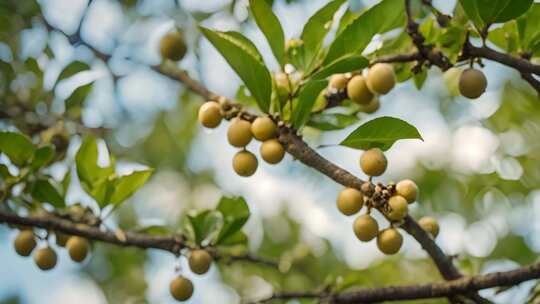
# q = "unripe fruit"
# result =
<box><xmin>14</xmin><ymin>230</ymin><xmax>36</xmax><ymax>257</ymax></box>
<box><xmin>328</xmin><ymin>74</ymin><xmax>349</xmax><ymax>90</ymax></box>
<box><xmin>377</xmin><ymin>228</ymin><xmax>403</xmax><ymax>255</ymax></box>
<box><xmin>169</xmin><ymin>276</ymin><xmax>194</xmax><ymax>301</ymax></box>
<box><xmin>360</xmin><ymin>148</ymin><xmax>387</xmax><ymax>176</ymax></box>
<box><xmin>189</xmin><ymin>249</ymin><xmax>213</xmax><ymax>274</ymax></box>
<box><xmin>387</xmin><ymin>195</ymin><xmax>408</xmax><ymax>221</ymax></box>
<box><xmin>34</xmin><ymin>247</ymin><xmax>57</xmax><ymax>270</ymax></box>
<box><xmin>198</xmin><ymin>102</ymin><xmax>222</xmax><ymax>128</ymax></box>
<box><xmin>418</xmin><ymin>216</ymin><xmax>440</xmax><ymax>238</ymax></box>
<box><xmin>232</xmin><ymin>150</ymin><xmax>258</xmax><ymax>177</ymax></box>
<box><xmin>347</xmin><ymin>75</ymin><xmax>374</xmax><ymax>105</ymax></box>
<box><xmin>366</xmin><ymin>63</ymin><xmax>396</xmax><ymax>95</ymax></box>
<box><xmin>227</xmin><ymin>119</ymin><xmax>253</xmax><ymax>147</ymax></box>
<box><xmin>66</xmin><ymin>236</ymin><xmax>90</xmax><ymax>263</ymax></box>
<box><xmin>353</xmin><ymin>214</ymin><xmax>379</xmax><ymax>242</ymax></box>
<box><xmin>275</xmin><ymin>72</ymin><xmax>290</xmax><ymax>101</ymax></box>
<box><xmin>459</xmin><ymin>68</ymin><xmax>487</xmax><ymax>99</ymax></box>
<box><xmin>55</xmin><ymin>232</ymin><xmax>69</xmax><ymax>247</ymax></box>
<box><xmin>159</xmin><ymin>32</ymin><xmax>187</xmax><ymax>61</ymax></box>
<box><xmin>396</xmin><ymin>179</ymin><xmax>418</xmax><ymax>204</ymax></box>
<box><xmin>359</xmin><ymin>98</ymin><xmax>380</xmax><ymax>114</ymax></box>
<box><xmin>251</xmin><ymin>116</ymin><xmax>277</xmax><ymax>141</ymax></box>
<box><xmin>336</xmin><ymin>188</ymin><xmax>364</xmax><ymax>216</ymax></box>
<box><xmin>260</xmin><ymin>139</ymin><xmax>285</xmax><ymax>164</ymax></box>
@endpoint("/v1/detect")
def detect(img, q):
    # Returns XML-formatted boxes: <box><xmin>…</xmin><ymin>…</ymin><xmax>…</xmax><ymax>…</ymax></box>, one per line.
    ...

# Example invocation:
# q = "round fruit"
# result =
<box><xmin>34</xmin><ymin>247</ymin><xmax>57</xmax><ymax>270</ymax></box>
<box><xmin>170</xmin><ymin>276</ymin><xmax>194</xmax><ymax>301</ymax></box>
<box><xmin>198</xmin><ymin>102</ymin><xmax>222</xmax><ymax>128</ymax></box>
<box><xmin>377</xmin><ymin>228</ymin><xmax>403</xmax><ymax>255</ymax></box>
<box><xmin>275</xmin><ymin>72</ymin><xmax>290</xmax><ymax>101</ymax></box>
<box><xmin>396</xmin><ymin>179</ymin><xmax>418</xmax><ymax>204</ymax></box>
<box><xmin>159</xmin><ymin>32</ymin><xmax>187</xmax><ymax>61</ymax></box>
<box><xmin>336</xmin><ymin>188</ymin><xmax>364</xmax><ymax>216</ymax></box>
<box><xmin>459</xmin><ymin>68</ymin><xmax>487</xmax><ymax>99</ymax></box>
<box><xmin>347</xmin><ymin>75</ymin><xmax>374</xmax><ymax>105</ymax></box>
<box><xmin>66</xmin><ymin>236</ymin><xmax>90</xmax><ymax>263</ymax></box>
<box><xmin>366</xmin><ymin>63</ymin><xmax>396</xmax><ymax>95</ymax></box>
<box><xmin>418</xmin><ymin>216</ymin><xmax>440</xmax><ymax>238</ymax></box>
<box><xmin>359</xmin><ymin>98</ymin><xmax>380</xmax><ymax>114</ymax></box>
<box><xmin>55</xmin><ymin>232</ymin><xmax>69</xmax><ymax>247</ymax></box>
<box><xmin>359</xmin><ymin>148</ymin><xmax>387</xmax><ymax>176</ymax></box>
<box><xmin>260</xmin><ymin>139</ymin><xmax>285</xmax><ymax>164</ymax></box>
<box><xmin>227</xmin><ymin>118</ymin><xmax>253</xmax><ymax>147</ymax></box>
<box><xmin>329</xmin><ymin>74</ymin><xmax>349</xmax><ymax>90</ymax></box>
<box><xmin>232</xmin><ymin>150</ymin><xmax>258</xmax><ymax>177</ymax></box>
<box><xmin>353</xmin><ymin>214</ymin><xmax>379</xmax><ymax>242</ymax></box>
<box><xmin>251</xmin><ymin>116</ymin><xmax>277</xmax><ymax>141</ymax></box>
<box><xmin>14</xmin><ymin>230</ymin><xmax>36</xmax><ymax>257</ymax></box>
<box><xmin>387</xmin><ymin>195</ymin><xmax>408</xmax><ymax>221</ymax></box>
<box><xmin>189</xmin><ymin>249</ymin><xmax>213</xmax><ymax>275</ymax></box>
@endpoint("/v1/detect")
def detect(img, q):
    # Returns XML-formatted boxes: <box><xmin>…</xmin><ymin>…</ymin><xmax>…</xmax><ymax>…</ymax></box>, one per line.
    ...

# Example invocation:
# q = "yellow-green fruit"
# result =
<box><xmin>459</xmin><ymin>68</ymin><xmax>487</xmax><ymax>99</ymax></box>
<box><xmin>275</xmin><ymin>72</ymin><xmax>290</xmax><ymax>101</ymax></box>
<box><xmin>329</xmin><ymin>74</ymin><xmax>349</xmax><ymax>90</ymax></box>
<box><xmin>366</xmin><ymin>63</ymin><xmax>396</xmax><ymax>95</ymax></box>
<box><xmin>189</xmin><ymin>249</ymin><xmax>213</xmax><ymax>275</ymax></box>
<box><xmin>55</xmin><ymin>232</ymin><xmax>69</xmax><ymax>247</ymax></box>
<box><xmin>387</xmin><ymin>195</ymin><xmax>408</xmax><ymax>221</ymax></box>
<box><xmin>359</xmin><ymin>98</ymin><xmax>380</xmax><ymax>114</ymax></box>
<box><xmin>66</xmin><ymin>236</ymin><xmax>90</xmax><ymax>263</ymax></box>
<box><xmin>232</xmin><ymin>150</ymin><xmax>258</xmax><ymax>177</ymax></box>
<box><xmin>198</xmin><ymin>102</ymin><xmax>222</xmax><ymax>128</ymax></box>
<box><xmin>170</xmin><ymin>276</ymin><xmax>194</xmax><ymax>301</ymax></box>
<box><xmin>377</xmin><ymin>228</ymin><xmax>403</xmax><ymax>255</ymax></box>
<box><xmin>251</xmin><ymin>116</ymin><xmax>277</xmax><ymax>141</ymax></box>
<box><xmin>159</xmin><ymin>32</ymin><xmax>187</xmax><ymax>61</ymax></box>
<box><xmin>353</xmin><ymin>214</ymin><xmax>379</xmax><ymax>242</ymax></box>
<box><xmin>14</xmin><ymin>230</ymin><xmax>36</xmax><ymax>257</ymax></box>
<box><xmin>34</xmin><ymin>247</ymin><xmax>57</xmax><ymax>270</ymax></box>
<box><xmin>347</xmin><ymin>75</ymin><xmax>374</xmax><ymax>105</ymax></box>
<box><xmin>359</xmin><ymin>148</ymin><xmax>387</xmax><ymax>176</ymax></box>
<box><xmin>336</xmin><ymin>188</ymin><xmax>364</xmax><ymax>216</ymax></box>
<box><xmin>418</xmin><ymin>216</ymin><xmax>440</xmax><ymax>238</ymax></box>
<box><xmin>260</xmin><ymin>139</ymin><xmax>285</xmax><ymax>164</ymax></box>
<box><xmin>227</xmin><ymin>119</ymin><xmax>253</xmax><ymax>147</ymax></box>
<box><xmin>396</xmin><ymin>179</ymin><xmax>418</xmax><ymax>204</ymax></box>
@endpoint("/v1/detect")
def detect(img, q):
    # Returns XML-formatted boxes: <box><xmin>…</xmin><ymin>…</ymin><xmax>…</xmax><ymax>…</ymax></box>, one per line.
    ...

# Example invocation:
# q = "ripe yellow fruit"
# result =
<box><xmin>14</xmin><ymin>230</ymin><xmax>36</xmax><ymax>257</ymax></box>
<box><xmin>359</xmin><ymin>98</ymin><xmax>380</xmax><ymax>114</ymax></box>
<box><xmin>377</xmin><ymin>228</ymin><xmax>403</xmax><ymax>255</ymax></box>
<box><xmin>396</xmin><ymin>179</ymin><xmax>418</xmax><ymax>204</ymax></box>
<box><xmin>418</xmin><ymin>216</ymin><xmax>440</xmax><ymax>238</ymax></box>
<box><xmin>328</xmin><ymin>74</ymin><xmax>349</xmax><ymax>90</ymax></box>
<box><xmin>170</xmin><ymin>276</ymin><xmax>194</xmax><ymax>301</ymax></box>
<box><xmin>159</xmin><ymin>32</ymin><xmax>187</xmax><ymax>61</ymax></box>
<box><xmin>260</xmin><ymin>139</ymin><xmax>285</xmax><ymax>164</ymax></box>
<box><xmin>459</xmin><ymin>68</ymin><xmax>487</xmax><ymax>99</ymax></box>
<box><xmin>227</xmin><ymin>118</ymin><xmax>253</xmax><ymax>147</ymax></box>
<box><xmin>347</xmin><ymin>75</ymin><xmax>374</xmax><ymax>105</ymax></box>
<box><xmin>232</xmin><ymin>150</ymin><xmax>258</xmax><ymax>177</ymax></box>
<box><xmin>251</xmin><ymin>116</ymin><xmax>277</xmax><ymax>141</ymax></box>
<box><xmin>189</xmin><ymin>249</ymin><xmax>213</xmax><ymax>275</ymax></box>
<box><xmin>387</xmin><ymin>195</ymin><xmax>409</xmax><ymax>221</ymax></box>
<box><xmin>66</xmin><ymin>236</ymin><xmax>90</xmax><ymax>263</ymax></box>
<box><xmin>55</xmin><ymin>232</ymin><xmax>69</xmax><ymax>247</ymax></box>
<box><xmin>198</xmin><ymin>102</ymin><xmax>222</xmax><ymax>128</ymax></box>
<box><xmin>34</xmin><ymin>247</ymin><xmax>57</xmax><ymax>270</ymax></box>
<box><xmin>366</xmin><ymin>63</ymin><xmax>396</xmax><ymax>95</ymax></box>
<box><xmin>359</xmin><ymin>148</ymin><xmax>387</xmax><ymax>176</ymax></box>
<box><xmin>353</xmin><ymin>214</ymin><xmax>379</xmax><ymax>242</ymax></box>
<box><xmin>336</xmin><ymin>188</ymin><xmax>364</xmax><ymax>216</ymax></box>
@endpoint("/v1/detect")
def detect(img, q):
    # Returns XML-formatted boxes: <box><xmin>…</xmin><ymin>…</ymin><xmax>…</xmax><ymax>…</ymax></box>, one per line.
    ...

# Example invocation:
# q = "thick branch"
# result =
<box><xmin>463</xmin><ymin>42</ymin><xmax>540</xmax><ymax>76</ymax></box>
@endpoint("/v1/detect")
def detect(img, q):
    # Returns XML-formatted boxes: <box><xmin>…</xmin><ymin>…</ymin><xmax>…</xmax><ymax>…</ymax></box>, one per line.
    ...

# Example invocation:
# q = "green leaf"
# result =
<box><xmin>0</xmin><ymin>164</ymin><xmax>14</xmax><ymax>181</ymax></box>
<box><xmin>110</xmin><ymin>169</ymin><xmax>153</xmax><ymax>206</ymax></box>
<box><xmin>340</xmin><ymin>116</ymin><xmax>423</xmax><ymax>151</ymax></box>
<box><xmin>488</xmin><ymin>22</ymin><xmax>519</xmax><ymax>53</ymax></box>
<box><xmin>0</xmin><ymin>132</ymin><xmax>35</xmax><ymax>166</ymax></box>
<box><xmin>216</xmin><ymin>196</ymin><xmax>250</xmax><ymax>244</ymax></box>
<box><xmin>249</xmin><ymin>0</ymin><xmax>285</xmax><ymax>66</ymax></box>
<box><xmin>219</xmin><ymin>230</ymin><xmax>248</xmax><ymax>246</ymax></box>
<box><xmin>75</xmin><ymin>136</ymin><xmax>114</xmax><ymax>186</ymax></box>
<box><xmin>300</xmin><ymin>0</ymin><xmax>346</xmax><ymax>68</ymax></box>
<box><xmin>291</xmin><ymin>80</ymin><xmax>328</xmax><ymax>129</ymax></box>
<box><xmin>55</xmin><ymin>60</ymin><xmax>90</xmax><ymax>87</ymax></box>
<box><xmin>200</xmin><ymin>26</ymin><xmax>272</xmax><ymax>112</ymax></box>
<box><xmin>517</xmin><ymin>3</ymin><xmax>540</xmax><ymax>53</ymax></box>
<box><xmin>312</xmin><ymin>55</ymin><xmax>368</xmax><ymax>80</ymax></box>
<box><xmin>336</xmin><ymin>9</ymin><xmax>360</xmax><ymax>37</ymax></box>
<box><xmin>31</xmin><ymin>145</ymin><xmax>55</xmax><ymax>170</ymax></box>
<box><xmin>61</xmin><ymin>169</ymin><xmax>71</xmax><ymax>198</ymax></box>
<box><xmin>413</xmin><ymin>70</ymin><xmax>427</xmax><ymax>90</ymax></box>
<box><xmin>307</xmin><ymin>113</ymin><xmax>359</xmax><ymax>131</ymax></box>
<box><xmin>30</xmin><ymin>179</ymin><xmax>65</xmax><ymax>208</ymax></box>
<box><xmin>324</xmin><ymin>0</ymin><xmax>405</xmax><ymax>64</ymax></box>
<box><xmin>186</xmin><ymin>210</ymin><xmax>222</xmax><ymax>245</ymax></box>
<box><xmin>222</xmin><ymin>31</ymin><xmax>265</xmax><ymax>63</ymax></box>
<box><xmin>459</xmin><ymin>0</ymin><xmax>533</xmax><ymax>29</ymax></box>
<box><xmin>65</xmin><ymin>81</ymin><xmax>94</xmax><ymax>118</ymax></box>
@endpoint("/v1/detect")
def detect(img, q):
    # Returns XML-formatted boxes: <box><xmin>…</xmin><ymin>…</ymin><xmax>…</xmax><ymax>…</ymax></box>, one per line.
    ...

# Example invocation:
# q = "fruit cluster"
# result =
<box><xmin>336</xmin><ymin>148</ymin><xmax>439</xmax><ymax>255</ymax></box>
<box><xmin>169</xmin><ymin>249</ymin><xmax>213</xmax><ymax>301</ymax></box>
<box><xmin>13</xmin><ymin>229</ymin><xmax>90</xmax><ymax>270</ymax></box>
